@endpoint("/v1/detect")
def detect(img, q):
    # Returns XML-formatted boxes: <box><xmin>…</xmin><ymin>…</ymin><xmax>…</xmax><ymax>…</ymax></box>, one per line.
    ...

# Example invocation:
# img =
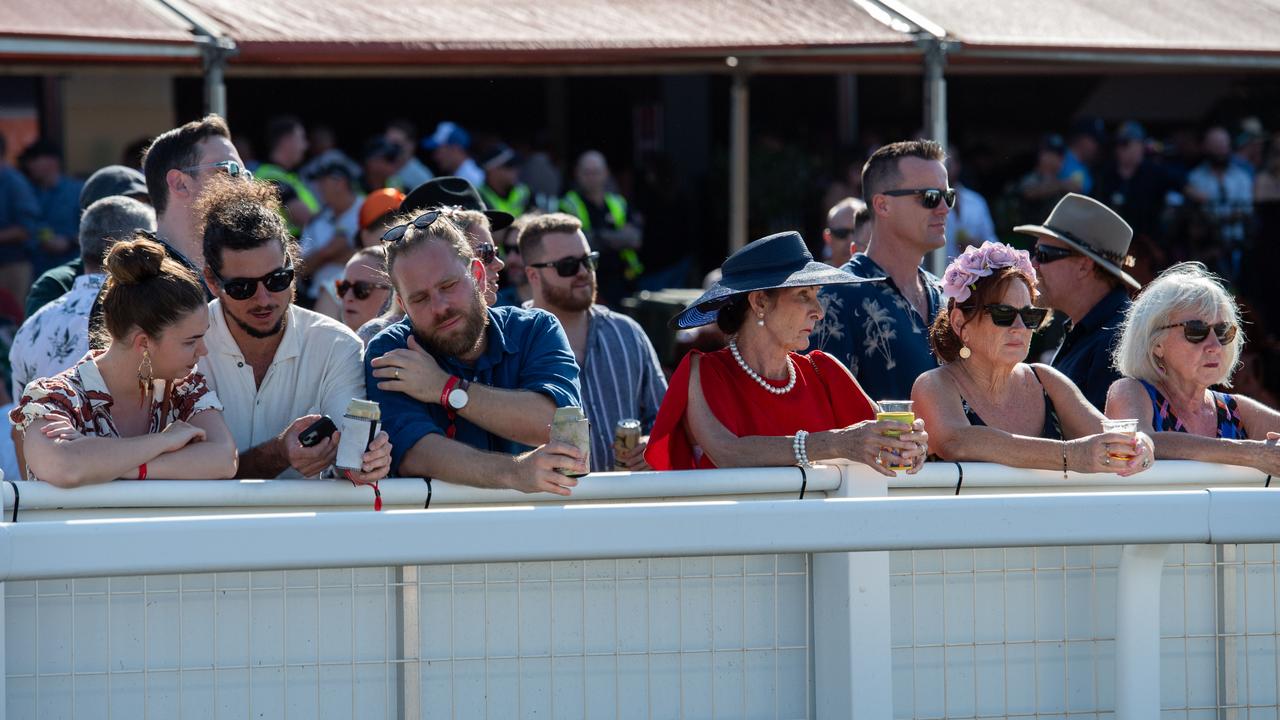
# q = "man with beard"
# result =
<box><xmin>521</xmin><ymin>213</ymin><xmax>666</xmax><ymax>471</ymax></box>
<box><xmin>365</xmin><ymin>209</ymin><xmax>584</xmax><ymax>494</ymax></box>
<box><xmin>196</xmin><ymin>176</ymin><xmax>392</xmax><ymax>480</ymax></box>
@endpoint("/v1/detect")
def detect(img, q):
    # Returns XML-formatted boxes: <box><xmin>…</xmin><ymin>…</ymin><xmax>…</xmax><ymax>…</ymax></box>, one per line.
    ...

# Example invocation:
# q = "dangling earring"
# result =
<box><xmin>757</xmin><ymin>313</ymin><xmax>765</xmax><ymax>327</ymax></box>
<box><xmin>137</xmin><ymin>347</ymin><xmax>154</xmax><ymax>407</ymax></box>
<box><xmin>958</xmin><ymin>345</ymin><xmax>972</xmax><ymax>359</ymax></box>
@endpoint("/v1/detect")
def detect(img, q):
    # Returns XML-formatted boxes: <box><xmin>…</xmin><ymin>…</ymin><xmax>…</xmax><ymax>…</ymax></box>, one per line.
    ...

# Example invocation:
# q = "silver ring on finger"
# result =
<box><xmin>875</xmin><ymin>450</ymin><xmax>884</xmax><ymax>465</ymax></box>
<box><xmin>395</xmin><ymin>369</ymin><xmax>401</xmax><ymax>379</ymax></box>
<box><xmin>1102</xmin><ymin>454</ymin><xmax>1111</xmax><ymax>466</ymax></box>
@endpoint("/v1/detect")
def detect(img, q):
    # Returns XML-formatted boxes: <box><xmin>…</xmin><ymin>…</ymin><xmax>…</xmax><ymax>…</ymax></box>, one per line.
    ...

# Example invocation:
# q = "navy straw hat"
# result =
<box><xmin>671</xmin><ymin>231</ymin><xmax>870</xmax><ymax>329</ymax></box>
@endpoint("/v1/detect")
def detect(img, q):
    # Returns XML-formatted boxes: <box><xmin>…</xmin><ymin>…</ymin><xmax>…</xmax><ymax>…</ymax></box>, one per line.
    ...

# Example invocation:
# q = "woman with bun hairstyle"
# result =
<box><xmin>10</xmin><ymin>235</ymin><xmax>237</xmax><ymax>486</ymax></box>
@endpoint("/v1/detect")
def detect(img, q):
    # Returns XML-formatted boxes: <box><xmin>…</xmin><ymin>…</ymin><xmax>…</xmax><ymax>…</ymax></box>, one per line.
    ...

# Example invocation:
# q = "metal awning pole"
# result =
<box><xmin>203</xmin><ymin>42</ymin><xmax>228</xmax><ymax>117</ymax></box>
<box><xmin>923</xmin><ymin>38</ymin><xmax>948</xmax><ymax>275</ymax></box>
<box><xmin>729</xmin><ymin>64</ymin><xmax>750</xmax><ymax>253</ymax></box>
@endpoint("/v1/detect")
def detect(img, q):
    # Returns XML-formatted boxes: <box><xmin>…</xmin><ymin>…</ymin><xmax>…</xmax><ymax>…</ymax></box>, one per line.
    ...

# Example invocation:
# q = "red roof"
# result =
<box><xmin>0</xmin><ymin>0</ymin><xmax>200</xmax><ymax>63</ymax></box>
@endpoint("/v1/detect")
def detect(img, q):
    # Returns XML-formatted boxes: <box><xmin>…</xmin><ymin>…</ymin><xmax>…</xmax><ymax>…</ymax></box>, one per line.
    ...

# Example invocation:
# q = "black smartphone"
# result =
<box><xmin>298</xmin><ymin>416</ymin><xmax>337</xmax><ymax>447</ymax></box>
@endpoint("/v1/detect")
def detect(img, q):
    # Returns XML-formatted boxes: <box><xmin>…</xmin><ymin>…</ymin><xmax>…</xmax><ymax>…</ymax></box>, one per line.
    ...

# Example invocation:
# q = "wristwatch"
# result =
<box><xmin>446</xmin><ymin>378</ymin><xmax>471</xmax><ymax>411</ymax></box>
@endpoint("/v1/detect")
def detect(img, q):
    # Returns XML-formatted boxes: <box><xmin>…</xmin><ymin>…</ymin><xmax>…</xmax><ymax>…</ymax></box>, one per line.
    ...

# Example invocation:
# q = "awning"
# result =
<box><xmin>0</xmin><ymin>0</ymin><xmax>203</xmax><ymax>63</ymax></box>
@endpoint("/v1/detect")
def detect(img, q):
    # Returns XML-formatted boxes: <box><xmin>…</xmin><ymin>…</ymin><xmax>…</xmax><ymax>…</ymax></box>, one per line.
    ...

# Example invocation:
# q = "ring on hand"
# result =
<box><xmin>876</xmin><ymin>451</ymin><xmax>884</xmax><ymax>465</ymax></box>
<box><xmin>395</xmin><ymin>369</ymin><xmax>400</xmax><ymax>379</ymax></box>
<box><xmin>1141</xmin><ymin>457</ymin><xmax>1150</xmax><ymax>468</ymax></box>
<box><xmin>1102</xmin><ymin>455</ymin><xmax>1111</xmax><ymax>466</ymax></box>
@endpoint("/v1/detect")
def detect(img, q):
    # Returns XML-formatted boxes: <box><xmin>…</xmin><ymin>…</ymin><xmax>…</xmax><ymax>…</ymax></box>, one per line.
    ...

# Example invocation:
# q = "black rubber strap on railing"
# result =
<box><xmin>424</xmin><ymin>478</ymin><xmax>433</xmax><ymax>509</ymax></box>
<box><xmin>797</xmin><ymin>465</ymin><xmax>808</xmax><ymax>500</ymax></box>
<box><xmin>1267</xmin><ymin>475</ymin><xmax>1272</xmax><ymax>488</ymax></box>
<box><xmin>6</xmin><ymin>479</ymin><xmax>19</xmax><ymax>522</ymax></box>
<box><xmin>954</xmin><ymin>462</ymin><xmax>964</xmax><ymax>496</ymax></box>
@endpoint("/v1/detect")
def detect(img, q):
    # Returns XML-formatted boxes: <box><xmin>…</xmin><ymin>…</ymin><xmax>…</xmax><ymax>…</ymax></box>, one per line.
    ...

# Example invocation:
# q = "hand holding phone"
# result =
<box><xmin>298</xmin><ymin>416</ymin><xmax>337</xmax><ymax>448</ymax></box>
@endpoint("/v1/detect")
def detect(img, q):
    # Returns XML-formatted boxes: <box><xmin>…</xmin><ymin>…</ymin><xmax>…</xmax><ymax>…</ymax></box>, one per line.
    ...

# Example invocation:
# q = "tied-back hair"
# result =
<box><xmin>928</xmin><ymin>266</ymin><xmax>1041</xmax><ymax>363</ymax></box>
<box><xmin>195</xmin><ymin>174</ymin><xmax>299</xmax><ymax>278</ymax></box>
<box><xmin>862</xmin><ymin>140</ymin><xmax>947</xmax><ymax>205</ymax></box>
<box><xmin>100</xmin><ymin>235</ymin><xmax>206</xmax><ymax>343</ymax></box>
<box><xmin>716</xmin><ymin>290</ymin><xmax>781</xmax><ymax>335</ymax></box>
<box><xmin>383</xmin><ymin>206</ymin><xmax>475</xmax><ymax>281</ymax></box>
<box><xmin>1113</xmin><ymin>261</ymin><xmax>1243</xmax><ymax>387</ymax></box>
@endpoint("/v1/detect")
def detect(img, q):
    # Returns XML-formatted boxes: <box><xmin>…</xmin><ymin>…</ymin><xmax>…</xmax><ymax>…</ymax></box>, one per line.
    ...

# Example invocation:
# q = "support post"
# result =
<box><xmin>923</xmin><ymin>39</ymin><xmax>949</xmax><ymax>277</ymax></box>
<box><xmin>728</xmin><ymin>68</ymin><xmax>750</xmax><ymax>253</ymax></box>
<box><xmin>200</xmin><ymin>39</ymin><xmax>235</xmax><ymax>118</ymax></box>
<box><xmin>812</xmin><ymin>462</ymin><xmax>893</xmax><ymax>718</ymax></box>
<box><xmin>1116</xmin><ymin>543</ymin><xmax>1169</xmax><ymax>720</ymax></box>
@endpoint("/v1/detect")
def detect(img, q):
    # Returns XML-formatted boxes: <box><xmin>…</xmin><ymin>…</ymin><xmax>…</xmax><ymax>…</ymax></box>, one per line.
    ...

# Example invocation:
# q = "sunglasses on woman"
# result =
<box><xmin>381</xmin><ymin>209</ymin><xmax>441</xmax><ymax>245</ymax></box>
<box><xmin>1158</xmin><ymin>319</ymin><xmax>1238</xmax><ymax>345</ymax></box>
<box><xmin>215</xmin><ymin>266</ymin><xmax>295</xmax><ymax>301</ymax></box>
<box><xmin>881</xmin><ymin>187</ymin><xmax>957</xmax><ymax>209</ymax></box>
<box><xmin>528</xmin><ymin>252</ymin><xmax>600</xmax><ymax>278</ymax></box>
<box><xmin>335</xmin><ymin>279</ymin><xmax>391</xmax><ymax>300</ymax></box>
<box><xmin>984</xmin><ymin>303</ymin><xmax>1050</xmax><ymax>329</ymax></box>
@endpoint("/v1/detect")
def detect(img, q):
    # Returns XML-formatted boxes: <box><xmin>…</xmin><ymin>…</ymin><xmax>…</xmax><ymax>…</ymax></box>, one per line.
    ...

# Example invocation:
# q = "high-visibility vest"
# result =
<box><xmin>560</xmin><ymin>191</ymin><xmax>644</xmax><ymax>280</ymax></box>
<box><xmin>255</xmin><ymin>164</ymin><xmax>320</xmax><ymax>236</ymax></box>
<box><xmin>480</xmin><ymin>183</ymin><xmax>531</xmax><ymax>216</ymax></box>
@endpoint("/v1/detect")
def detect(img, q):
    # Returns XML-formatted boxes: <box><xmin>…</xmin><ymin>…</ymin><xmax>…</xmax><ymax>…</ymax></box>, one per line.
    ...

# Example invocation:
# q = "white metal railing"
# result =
<box><xmin>2</xmin><ymin>461</ymin><xmax>1277</xmax><ymax>720</ymax></box>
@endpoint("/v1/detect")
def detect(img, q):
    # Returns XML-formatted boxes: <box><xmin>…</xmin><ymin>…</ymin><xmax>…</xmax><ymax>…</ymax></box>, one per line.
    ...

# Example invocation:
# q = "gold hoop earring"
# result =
<box><xmin>137</xmin><ymin>347</ymin><xmax>154</xmax><ymax>406</ymax></box>
<box><xmin>958</xmin><ymin>346</ymin><xmax>972</xmax><ymax>359</ymax></box>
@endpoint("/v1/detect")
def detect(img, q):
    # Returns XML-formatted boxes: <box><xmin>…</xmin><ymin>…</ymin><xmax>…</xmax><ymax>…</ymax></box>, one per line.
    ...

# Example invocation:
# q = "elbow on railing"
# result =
<box><xmin>26</xmin><ymin>454</ymin><xmax>97</xmax><ymax>489</ymax></box>
<box><xmin>211</xmin><ymin>447</ymin><xmax>239</xmax><ymax>480</ymax></box>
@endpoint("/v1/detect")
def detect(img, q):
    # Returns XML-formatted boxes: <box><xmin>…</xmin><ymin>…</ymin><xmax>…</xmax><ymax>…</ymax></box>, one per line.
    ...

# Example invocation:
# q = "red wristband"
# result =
<box><xmin>138</xmin><ymin>463</ymin><xmax>147</xmax><ymax>481</ymax></box>
<box><xmin>440</xmin><ymin>375</ymin><xmax>459</xmax><ymax>407</ymax></box>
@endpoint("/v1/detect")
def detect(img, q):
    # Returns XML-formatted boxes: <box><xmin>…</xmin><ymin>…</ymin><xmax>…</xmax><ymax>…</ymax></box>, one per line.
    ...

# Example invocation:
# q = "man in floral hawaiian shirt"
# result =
<box><xmin>809</xmin><ymin>140</ymin><xmax>948</xmax><ymax>402</ymax></box>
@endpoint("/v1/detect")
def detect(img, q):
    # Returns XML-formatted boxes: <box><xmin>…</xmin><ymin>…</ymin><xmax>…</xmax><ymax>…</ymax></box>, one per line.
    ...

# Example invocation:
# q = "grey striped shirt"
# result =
<box><xmin>576</xmin><ymin>305</ymin><xmax>668</xmax><ymax>471</ymax></box>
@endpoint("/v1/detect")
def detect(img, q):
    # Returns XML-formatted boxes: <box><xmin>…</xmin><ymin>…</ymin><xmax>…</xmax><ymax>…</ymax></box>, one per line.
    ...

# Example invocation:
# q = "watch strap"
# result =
<box><xmin>440</xmin><ymin>375</ymin><xmax>460</xmax><ymax>407</ymax></box>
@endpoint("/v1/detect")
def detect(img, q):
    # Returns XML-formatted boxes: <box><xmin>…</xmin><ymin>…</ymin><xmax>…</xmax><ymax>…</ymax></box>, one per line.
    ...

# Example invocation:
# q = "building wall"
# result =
<box><xmin>61</xmin><ymin>72</ymin><xmax>175</xmax><ymax>175</ymax></box>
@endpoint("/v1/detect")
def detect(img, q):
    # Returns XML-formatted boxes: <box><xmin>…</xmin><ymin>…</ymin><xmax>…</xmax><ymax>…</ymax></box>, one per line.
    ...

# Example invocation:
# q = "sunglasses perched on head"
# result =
<box><xmin>216</xmin><ymin>266</ymin><xmax>295</xmax><ymax>301</ymax></box>
<box><xmin>1159</xmin><ymin>319</ymin><xmax>1238</xmax><ymax>345</ymax></box>
<box><xmin>882</xmin><ymin>187</ymin><xmax>957</xmax><ymax>209</ymax></box>
<box><xmin>182</xmin><ymin>160</ymin><xmax>253</xmax><ymax>181</ymax></box>
<box><xmin>335</xmin><ymin>279</ymin><xmax>391</xmax><ymax>300</ymax></box>
<box><xmin>984</xmin><ymin>303</ymin><xmax>1050</xmax><ymax>329</ymax></box>
<box><xmin>528</xmin><ymin>252</ymin><xmax>600</xmax><ymax>278</ymax></box>
<box><xmin>1031</xmin><ymin>244</ymin><xmax>1077</xmax><ymax>264</ymax></box>
<box><xmin>381</xmin><ymin>209</ymin><xmax>441</xmax><ymax>245</ymax></box>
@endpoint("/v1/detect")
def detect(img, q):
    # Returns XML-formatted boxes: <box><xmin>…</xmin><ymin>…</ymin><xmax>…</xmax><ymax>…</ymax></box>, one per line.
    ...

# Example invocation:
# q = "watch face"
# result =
<box><xmin>448</xmin><ymin>388</ymin><xmax>469</xmax><ymax>410</ymax></box>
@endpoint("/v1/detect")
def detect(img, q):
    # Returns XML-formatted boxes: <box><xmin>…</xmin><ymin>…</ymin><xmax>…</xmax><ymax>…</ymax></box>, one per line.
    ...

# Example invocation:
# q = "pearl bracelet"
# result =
<box><xmin>793</xmin><ymin>430</ymin><xmax>812</xmax><ymax>467</ymax></box>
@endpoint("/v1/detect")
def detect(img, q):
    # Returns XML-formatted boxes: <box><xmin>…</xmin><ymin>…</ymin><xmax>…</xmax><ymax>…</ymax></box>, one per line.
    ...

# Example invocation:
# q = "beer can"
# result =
<box><xmin>614</xmin><ymin>419</ymin><xmax>641</xmax><ymax>470</ymax></box>
<box><xmin>335</xmin><ymin>399</ymin><xmax>381</xmax><ymax>471</ymax></box>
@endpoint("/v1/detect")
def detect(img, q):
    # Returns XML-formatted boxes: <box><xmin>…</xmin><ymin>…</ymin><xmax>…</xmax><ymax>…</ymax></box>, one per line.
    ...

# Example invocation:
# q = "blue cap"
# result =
<box><xmin>422</xmin><ymin>121</ymin><xmax>470</xmax><ymax>151</ymax></box>
<box><xmin>1116</xmin><ymin>121</ymin><xmax>1146</xmax><ymax>144</ymax></box>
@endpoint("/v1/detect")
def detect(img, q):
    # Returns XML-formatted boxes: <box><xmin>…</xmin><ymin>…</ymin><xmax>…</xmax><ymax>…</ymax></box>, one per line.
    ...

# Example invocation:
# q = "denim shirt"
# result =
<box><xmin>365</xmin><ymin>305</ymin><xmax>582</xmax><ymax>474</ymax></box>
<box><xmin>808</xmin><ymin>253</ymin><xmax>942</xmax><ymax>402</ymax></box>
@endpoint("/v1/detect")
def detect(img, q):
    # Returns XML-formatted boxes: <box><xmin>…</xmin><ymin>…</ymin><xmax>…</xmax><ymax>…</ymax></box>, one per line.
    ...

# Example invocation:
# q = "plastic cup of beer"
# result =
<box><xmin>1101</xmin><ymin>418</ymin><xmax>1139</xmax><ymax>462</ymax></box>
<box><xmin>876</xmin><ymin>400</ymin><xmax>915</xmax><ymax>470</ymax></box>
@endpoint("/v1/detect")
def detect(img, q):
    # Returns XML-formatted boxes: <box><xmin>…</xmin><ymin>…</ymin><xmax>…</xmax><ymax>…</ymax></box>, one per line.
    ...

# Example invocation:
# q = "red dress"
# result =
<box><xmin>645</xmin><ymin>348</ymin><xmax>876</xmax><ymax>470</ymax></box>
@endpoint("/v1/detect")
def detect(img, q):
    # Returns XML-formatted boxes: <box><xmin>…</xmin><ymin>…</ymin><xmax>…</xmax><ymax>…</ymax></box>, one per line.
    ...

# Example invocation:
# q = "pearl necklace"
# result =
<box><xmin>729</xmin><ymin>338</ymin><xmax>796</xmax><ymax>395</ymax></box>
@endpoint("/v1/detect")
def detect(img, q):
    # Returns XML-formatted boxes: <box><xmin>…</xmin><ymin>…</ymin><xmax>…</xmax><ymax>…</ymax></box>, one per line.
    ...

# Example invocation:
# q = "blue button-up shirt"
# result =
<box><xmin>0</xmin><ymin>166</ymin><xmax>39</xmax><ymax>265</ymax></box>
<box><xmin>808</xmin><ymin>253</ymin><xmax>943</xmax><ymax>402</ymax></box>
<box><xmin>365</xmin><ymin>305</ymin><xmax>582</xmax><ymax>474</ymax></box>
<box><xmin>32</xmin><ymin>176</ymin><xmax>85</xmax><ymax>272</ymax></box>
<box><xmin>1051</xmin><ymin>287</ymin><xmax>1130</xmax><ymax>412</ymax></box>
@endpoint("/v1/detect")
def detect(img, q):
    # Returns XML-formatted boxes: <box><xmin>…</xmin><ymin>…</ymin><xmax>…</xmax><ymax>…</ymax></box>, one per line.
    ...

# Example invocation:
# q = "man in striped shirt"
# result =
<box><xmin>521</xmin><ymin>214</ymin><xmax>667</xmax><ymax>471</ymax></box>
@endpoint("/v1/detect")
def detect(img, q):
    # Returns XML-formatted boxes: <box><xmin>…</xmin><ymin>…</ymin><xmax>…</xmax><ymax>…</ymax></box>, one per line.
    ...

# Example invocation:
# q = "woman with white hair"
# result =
<box><xmin>1106</xmin><ymin>262</ymin><xmax>1280</xmax><ymax>472</ymax></box>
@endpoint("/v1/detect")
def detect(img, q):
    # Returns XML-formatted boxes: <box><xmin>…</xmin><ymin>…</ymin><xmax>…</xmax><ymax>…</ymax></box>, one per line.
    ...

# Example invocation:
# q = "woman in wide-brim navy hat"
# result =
<box><xmin>645</xmin><ymin>231</ymin><xmax>929</xmax><ymax>472</ymax></box>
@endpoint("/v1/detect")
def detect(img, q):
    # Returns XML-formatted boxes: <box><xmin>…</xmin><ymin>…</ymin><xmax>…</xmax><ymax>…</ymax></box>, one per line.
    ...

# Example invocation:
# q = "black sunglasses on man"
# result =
<box><xmin>882</xmin><ymin>187</ymin><xmax>956</xmax><ymax>210</ymax></box>
<box><xmin>528</xmin><ymin>252</ymin><xmax>600</xmax><ymax>278</ymax></box>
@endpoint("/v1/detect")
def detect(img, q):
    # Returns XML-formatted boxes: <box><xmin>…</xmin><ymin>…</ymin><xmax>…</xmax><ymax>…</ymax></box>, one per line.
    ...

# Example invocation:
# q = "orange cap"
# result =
<box><xmin>359</xmin><ymin>188</ymin><xmax>407</xmax><ymax>231</ymax></box>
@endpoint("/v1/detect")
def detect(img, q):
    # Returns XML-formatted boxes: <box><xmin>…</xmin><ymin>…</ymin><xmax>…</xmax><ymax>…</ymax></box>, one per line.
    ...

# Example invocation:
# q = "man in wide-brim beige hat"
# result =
<box><xmin>1015</xmin><ymin>193</ymin><xmax>1139</xmax><ymax>411</ymax></box>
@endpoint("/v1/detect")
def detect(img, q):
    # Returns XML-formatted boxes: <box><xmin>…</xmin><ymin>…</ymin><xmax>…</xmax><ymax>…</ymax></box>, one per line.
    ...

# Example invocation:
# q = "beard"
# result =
<box><xmin>542</xmin><ymin>276</ymin><xmax>596</xmax><ymax>313</ymax></box>
<box><xmin>414</xmin><ymin>285</ymin><xmax>489</xmax><ymax>358</ymax></box>
<box><xmin>225</xmin><ymin>296</ymin><xmax>290</xmax><ymax>339</ymax></box>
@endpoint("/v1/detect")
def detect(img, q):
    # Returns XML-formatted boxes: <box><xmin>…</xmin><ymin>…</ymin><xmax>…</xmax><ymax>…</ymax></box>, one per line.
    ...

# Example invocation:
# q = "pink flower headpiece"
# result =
<box><xmin>941</xmin><ymin>241</ymin><xmax>1036</xmax><ymax>304</ymax></box>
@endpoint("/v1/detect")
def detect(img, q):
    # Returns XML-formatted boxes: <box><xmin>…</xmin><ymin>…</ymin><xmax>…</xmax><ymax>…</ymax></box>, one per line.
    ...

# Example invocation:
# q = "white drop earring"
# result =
<box><xmin>757</xmin><ymin>313</ymin><xmax>765</xmax><ymax>327</ymax></box>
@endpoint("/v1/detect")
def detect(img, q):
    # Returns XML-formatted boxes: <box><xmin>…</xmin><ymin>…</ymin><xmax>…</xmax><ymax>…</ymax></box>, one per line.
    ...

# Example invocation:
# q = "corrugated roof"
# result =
<box><xmin>181</xmin><ymin>0</ymin><xmax>912</xmax><ymax>65</ymax></box>
<box><xmin>904</xmin><ymin>0</ymin><xmax>1280</xmax><ymax>55</ymax></box>
<box><xmin>0</xmin><ymin>0</ymin><xmax>195</xmax><ymax>44</ymax></box>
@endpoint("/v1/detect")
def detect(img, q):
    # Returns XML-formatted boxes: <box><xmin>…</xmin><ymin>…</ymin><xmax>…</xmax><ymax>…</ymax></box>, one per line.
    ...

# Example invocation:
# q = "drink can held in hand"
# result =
<box><xmin>614</xmin><ymin>419</ymin><xmax>642</xmax><ymax>470</ymax></box>
<box><xmin>336</xmin><ymin>399</ymin><xmax>381</xmax><ymax>471</ymax></box>
<box><xmin>550</xmin><ymin>406</ymin><xmax>591</xmax><ymax>478</ymax></box>
<box><xmin>876</xmin><ymin>400</ymin><xmax>915</xmax><ymax>471</ymax></box>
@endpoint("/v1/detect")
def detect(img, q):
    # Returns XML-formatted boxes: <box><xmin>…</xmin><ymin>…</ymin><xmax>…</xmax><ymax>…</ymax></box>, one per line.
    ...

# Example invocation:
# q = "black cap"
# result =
<box><xmin>400</xmin><ymin>176</ymin><xmax>513</xmax><ymax>231</ymax></box>
<box><xmin>479</xmin><ymin>144</ymin><xmax>520</xmax><ymax>170</ymax></box>
<box><xmin>79</xmin><ymin>165</ymin><xmax>149</xmax><ymax>210</ymax></box>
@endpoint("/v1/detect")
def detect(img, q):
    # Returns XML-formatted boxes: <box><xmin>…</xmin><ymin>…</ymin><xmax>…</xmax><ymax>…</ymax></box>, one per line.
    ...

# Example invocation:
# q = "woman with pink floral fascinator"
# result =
<box><xmin>911</xmin><ymin>241</ymin><xmax>1154</xmax><ymax>477</ymax></box>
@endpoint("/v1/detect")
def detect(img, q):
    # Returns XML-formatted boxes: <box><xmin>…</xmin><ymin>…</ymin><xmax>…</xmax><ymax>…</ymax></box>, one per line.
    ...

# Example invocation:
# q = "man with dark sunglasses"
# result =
<box><xmin>1016</xmin><ymin>193</ymin><xmax>1141</xmax><ymax>411</ymax></box>
<box><xmin>809</xmin><ymin>140</ymin><xmax>949</xmax><ymax>402</ymax></box>
<box><xmin>365</xmin><ymin>210</ymin><xmax>585</xmax><ymax>495</ymax></box>
<box><xmin>821</xmin><ymin>197</ymin><xmax>865</xmax><ymax>269</ymax></box>
<box><xmin>196</xmin><ymin>178</ymin><xmax>392</xmax><ymax>482</ymax></box>
<box><xmin>522</xmin><ymin>213</ymin><xmax>667</xmax><ymax>472</ymax></box>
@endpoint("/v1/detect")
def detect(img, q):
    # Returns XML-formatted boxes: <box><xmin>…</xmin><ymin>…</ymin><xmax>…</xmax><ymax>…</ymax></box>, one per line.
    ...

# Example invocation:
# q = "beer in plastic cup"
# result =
<box><xmin>550</xmin><ymin>407</ymin><xmax>591</xmax><ymax>478</ymax></box>
<box><xmin>1101</xmin><ymin>418</ymin><xmax>1139</xmax><ymax>462</ymax></box>
<box><xmin>876</xmin><ymin>400</ymin><xmax>915</xmax><ymax>471</ymax></box>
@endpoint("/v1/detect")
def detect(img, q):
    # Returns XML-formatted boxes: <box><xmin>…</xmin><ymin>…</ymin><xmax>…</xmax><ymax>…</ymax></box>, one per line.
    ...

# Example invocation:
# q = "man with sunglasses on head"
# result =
<box><xmin>196</xmin><ymin>176</ymin><xmax>392</xmax><ymax>481</ymax></box>
<box><xmin>1016</xmin><ymin>193</ymin><xmax>1141</xmax><ymax>411</ymax></box>
<box><xmin>810</xmin><ymin>140</ymin><xmax>950</xmax><ymax>402</ymax></box>
<box><xmin>521</xmin><ymin>213</ymin><xmax>667</xmax><ymax>472</ymax></box>
<box><xmin>365</xmin><ymin>209</ymin><xmax>585</xmax><ymax>495</ymax></box>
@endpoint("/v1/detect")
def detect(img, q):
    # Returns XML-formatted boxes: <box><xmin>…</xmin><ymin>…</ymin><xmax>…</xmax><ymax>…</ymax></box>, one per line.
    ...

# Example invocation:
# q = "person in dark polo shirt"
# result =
<box><xmin>1016</xmin><ymin>193</ymin><xmax>1141</xmax><ymax>411</ymax></box>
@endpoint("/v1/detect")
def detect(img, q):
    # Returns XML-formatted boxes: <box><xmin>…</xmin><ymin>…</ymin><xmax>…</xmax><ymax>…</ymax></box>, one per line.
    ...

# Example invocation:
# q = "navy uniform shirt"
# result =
<box><xmin>1051</xmin><ymin>286</ymin><xmax>1131</xmax><ymax>412</ymax></box>
<box><xmin>808</xmin><ymin>253</ymin><xmax>942</xmax><ymax>402</ymax></box>
<box><xmin>365</xmin><ymin>305</ymin><xmax>582</xmax><ymax>474</ymax></box>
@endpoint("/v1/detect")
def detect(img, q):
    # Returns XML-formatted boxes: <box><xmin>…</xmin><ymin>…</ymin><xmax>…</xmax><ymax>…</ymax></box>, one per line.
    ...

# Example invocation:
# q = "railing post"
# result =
<box><xmin>812</xmin><ymin>462</ymin><xmax>892</xmax><ymax>719</ymax></box>
<box><xmin>1116</xmin><ymin>543</ymin><xmax>1169</xmax><ymax>720</ymax></box>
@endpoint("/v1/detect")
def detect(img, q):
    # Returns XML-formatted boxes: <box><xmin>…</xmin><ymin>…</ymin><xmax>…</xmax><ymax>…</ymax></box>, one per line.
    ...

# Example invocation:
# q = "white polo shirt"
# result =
<box><xmin>198</xmin><ymin>301</ymin><xmax>365</xmax><ymax>478</ymax></box>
